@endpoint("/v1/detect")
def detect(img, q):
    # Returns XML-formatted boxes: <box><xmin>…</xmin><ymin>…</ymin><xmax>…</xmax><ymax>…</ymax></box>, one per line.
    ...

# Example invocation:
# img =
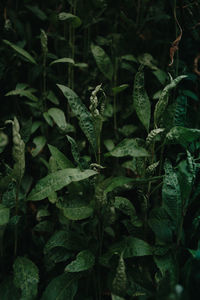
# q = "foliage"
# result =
<box><xmin>1</xmin><ymin>0</ymin><xmax>200</xmax><ymax>299</ymax></box>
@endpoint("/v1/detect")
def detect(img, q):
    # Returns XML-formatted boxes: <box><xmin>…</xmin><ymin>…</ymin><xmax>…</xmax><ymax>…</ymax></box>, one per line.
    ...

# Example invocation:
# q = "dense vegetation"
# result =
<box><xmin>1</xmin><ymin>0</ymin><xmax>200</xmax><ymax>299</ymax></box>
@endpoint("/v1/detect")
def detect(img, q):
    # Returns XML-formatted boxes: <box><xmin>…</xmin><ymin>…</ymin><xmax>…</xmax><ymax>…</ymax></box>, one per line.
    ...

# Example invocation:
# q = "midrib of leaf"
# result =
<box><xmin>56</xmin><ymin>277</ymin><xmax>75</xmax><ymax>300</ymax></box>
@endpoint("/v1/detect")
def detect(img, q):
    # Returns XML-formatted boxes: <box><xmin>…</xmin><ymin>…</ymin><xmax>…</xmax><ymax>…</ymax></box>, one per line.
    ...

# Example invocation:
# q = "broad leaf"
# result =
<box><xmin>3</xmin><ymin>40</ymin><xmax>37</xmax><ymax>64</ymax></box>
<box><xmin>133</xmin><ymin>65</ymin><xmax>151</xmax><ymax>132</ymax></box>
<box><xmin>108</xmin><ymin>138</ymin><xmax>149</xmax><ymax>157</ymax></box>
<box><xmin>65</xmin><ymin>250</ymin><xmax>95</xmax><ymax>272</ymax></box>
<box><xmin>41</xmin><ymin>273</ymin><xmax>78</xmax><ymax>300</ymax></box>
<box><xmin>31</xmin><ymin>136</ymin><xmax>46</xmax><ymax>157</ymax></box>
<box><xmin>27</xmin><ymin>168</ymin><xmax>97</xmax><ymax>201</ymax></box>
<box><xmin>48</xmin><ymin>107</ymin><xmax>73</xmax><ymax>132</ymax></box>
<box><xmin>166</xmin><ymin>126</ymin><xmax>200</xmax><ymax>147</ymax></box>
<box><xmin>63</xmin><ymin>205</ymin><xmax>93</xmax><ymax>220</ymax></box>
<box><xmin>91</xmin><ymin>44</ymin><xmax>113</xmax><ymax>81</ymax></box>
<box><xmin>57</xmin><ymin>84</ymin><xmax>97</xmax><ymax>151</ymax></box>
<box><xmin>13</xmin><ymin>257</ymin><xmax>39</xmax><ymax>300</ymax></box>
<box><xmin>58</xmin><ymin>13</ymin><xmax>82</xmax><ymax>28</ymax></box>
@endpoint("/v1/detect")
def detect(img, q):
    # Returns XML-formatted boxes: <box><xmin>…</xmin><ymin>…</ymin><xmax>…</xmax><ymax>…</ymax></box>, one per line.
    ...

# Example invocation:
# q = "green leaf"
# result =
<box><xmin>57</xmin><ymin>84</ymin><xmax>97</xmax><ymax>151</ymax></box>
<box><xmin>0</xmin><ymin>204</ymin><xmax>10</xmax><ymax>226</ymax></box>
<box><xmin>148</xmin><ymin>208</ymin><xmax>173</xmax><ymax>243</ymax></box>
<box><xmin>166</xmin><ymin>126</ymin><xmax>200</xmax><ymax>147</ymax></box>
<box><xmin>112</xmin><ymin>84</ymin><xmax>129</xmax><ymax>95</ymax></box>
<box><xmin>48</xmin><ymin>108</ymin><xmax>70</xmax><ymax>132</ymax></box>
<box><xmin>6</xmin><ymin>88</ymin><xmax>38</xmax><ymax>102</ymax></box>
<box><xmin>133</xmin><ymin>65</ymin><xmax>151</xmax><ymax>132</ymax></box>
<box><xmin>50</xmin><ymin>57</ymin><xmax>75</xmax><ymax>66</ymax></box>
<box><xmin>65</xmin><ymin>250</ymin><xmax>95</xmax><ymax>272</ymax></box>
<box><xmin>108</xmin><ymin>138</ymin><xmax>149</xmax><ymax>157</ymax></box>
<box><xmin>91</xmin><ymin>44</ymin><xmax>113</xmax><ymax>81</ymax></box>
<box><xmin>66</xmin><ymin>135</ymin><xmax>81</xmax><ymax>167</ymax></box>
<box><xmin>44</xmin><ymin>230</ymin><xmax>75</xmax><ymax>254</ymax></box>
<box><xmin>13</xmin><ymin>256</ymin><xmax>39</xmax><ymax>300</ymax></box>
<box><xmin>154</xmin><ymin>75</ymin><xmax>187</xmax><ymax>126</ymax></box>
<box><xmin>48</xmin><ymin>144</ymin><xmax>74</xmax><ymax>169</ymax></box>
<box><xmin>3</xmin><ymin>40</ymin><xmax>37</xmax><ymax>64</ymax></box>
<box><xmin>0</xmin><ymin>277</ymin><xmax>20</xmax><ymax>300</ymax></box>
<box><xmin>58</xmin><ymin>13</ymin><xmax>82</xmax><ymax>28</ymax></box>
<box><xmin>114</xmin><ymin>197</ymin><xmax>136</xmax><ymax>218</ymax></box>
<box><xmin>162</xmin><ymin>160</ymin><xmax>182</xmax><ymax>230</ymax></box>
<box><xmin>31</xmin><ymin>136</ymin><xmax>46</xmax><ymax>157</ymax></box>
<box><xmin>112</xmin><ymin>253</ymin><xmax>127</xmax><ymax>296</ymax></box>
<box><xmin>47</xmin><ymin>90</ymin><xmax>59</xmax><ymax>105</ymax></box>
<box><xmin>27</xmin><ymin>168</ymin><xmax>97</xmax><ymax>201</ymax></box>
<box><xmin>63</xmin><ymin>205</ymin><xmax>93</xmax><ymax>220</ymax></box>
<box><xmin>41</xmin><ymin>273</ymin><xmax>78</xmax><ymax>300</ymax></box>
<box><xmin>26</xmin><ymin>5</ymin><xmax>47</xmax><ymax>20</ymax></box>
<box><xmin>124</xmin><ymin>237</ymin><xmax>153</xmax><ymax>257</ymax></box>
<box><xmin>112</xmin><ymin>295</ymin><xmax>125</xmax><ymax>300</ymax></box>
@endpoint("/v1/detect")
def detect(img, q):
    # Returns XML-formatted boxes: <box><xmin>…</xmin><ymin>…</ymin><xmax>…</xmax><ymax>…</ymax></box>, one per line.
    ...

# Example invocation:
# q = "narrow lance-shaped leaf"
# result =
<box><xmin>5</xmin><ymin>117</ymin><xmax>25</xmax><ymax>183</ymax></box>
<box><xmin>133</xmin><ymin>65</ymin><xmax>151</xmax><ymax>132</ymax></box>
<box><xmin>154</xmin><ymin>75</ymin><xmax>187</xmax><ymax>127</ymax></box>
<box><xmin>162</xmin><ymin>160</ymin><xmax>182</xmax><ymax>230</ymax></box>
<box><xmin>13</xmin><ymin>256</ymin><xmax>39</xmax><ymax>300</ymax></box>
<box><xmin>91</xmin><ymin>44</ymin><xmax>113</xmax><ymax>81</ymax></box>
<box><xmin>166</xmin><ymin>126</ymin><xmax>200</xmax><ymax>147</ymax></box>
<box><xmin>3</xmin><ymin>39</ymin><xmax>37</xmax><ymax>64</ymax></box>
<box><xmin>57</xmin><ymin>84</ymin><xmax>97</xmax><ymax>151</ymax></box>
<box><xmin>48</xmin><ymin>144</ymin><xmax>74</xmax><ymax>169</ymax></box>
<box><xmin>27</xmin><ymin>168</ymin><xmax>97</xmax><ymax>201</ymax></box>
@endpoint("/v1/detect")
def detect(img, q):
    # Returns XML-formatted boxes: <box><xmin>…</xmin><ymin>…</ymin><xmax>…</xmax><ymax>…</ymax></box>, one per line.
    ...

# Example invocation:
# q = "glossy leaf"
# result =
<box><xmin>27</xmin><ymin>168</ymin><xmax>97</xmax><ymax>201</ymax></box>
<box><xmin>50</xmin><ymin>57</ymin><xmax>75</xmax><ymax>66</ymax></box>
<box><xmin>48</xmin><ymin>107</ymin><xmax>73</xmax><ymax>132</ymax></box>
<box><xmin>31</xmin><ymin>136</ymin><xmax>46</xmax><ymax>157</ymax></box>
<box><xmin>65</xmin><ymin>250</ymin><xmax>95</xmax><ymax>272</ymax></box>
<box><xmin>41</xmin><ymin>273</ymin><xmax>78</xmax><ymax>300</ymax></box>
<box><xmin>91</xmin><ymin>44</ymin><xmax>113</xmax><ymax>81</ymax></box>
<box><xmin>57</xmin><ymin>84</ymin><xmax>97</xmax><ymax>151</ymax></box>
<box><xmin>13</xmin><ymin>256</ymin><xmax>39</xmax><ymax>300</ymax></box>
<box><xmin>58</xmin><ymin>13</ymin><xmax>82</xmax><ymax>28</ymax></box>
<box><xmin>133</xmin><ymin>65</ymin><xmax>151</xmax><ymax>132</ymax></box>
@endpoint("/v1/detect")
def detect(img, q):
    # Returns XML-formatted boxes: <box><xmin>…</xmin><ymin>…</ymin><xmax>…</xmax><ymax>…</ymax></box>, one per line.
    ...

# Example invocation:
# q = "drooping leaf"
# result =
<box><xmin>91</xmin><ymin>44</ymin><xmax>113</xmax><ymax>81</ymax></box>
<box><xmin>50</xmin><ymin>57</ymin><xmax>75</xmax><ymax>66</ymax></box>
<box><xmin>44</xmin><ymin>230</ymin><xmax>76</xmax><ymax>254</ymax></box>
<box><xmin>154</xmin><ymin>75</ymin><xmax>187</xmax><ymax>126</ymax></box>
<box><xmin>65</xmin><ymin>250</ymin><xmax>95</xmax><ymax>272</ymax></box>
<box><xmin>13</xmin><ymin>256</ymin><xmax>39</xmax><ymax>300</ymax></box>
<box><xmin>27</xmin><ymin>168</ymin><xmax>97</xmax><ymax>201</ymax></box>
<box><xmin>6</xmin><ymin>88</ymin><xmax>38</xmax><ymax>102</ymax></box>
<box><xmin>26</xmin><ymin>5</ymin><xmax>47</xmax><ymax>20</ymax></box>
<box><xmin>146</xmin><ymin>128</ymin><xmax>165</xmax><ymax>146</ymax></box>
<box><xmin>48</xmin><ymin>107</ymin><xmax>74</xmax><ymax>132</ymax></box>
<box><xmin>3</xmin><ymin>40</ymin><xmax>37</xmax><ymax>64</ymax></box>
<box><xmin>112</xmin><ymin>84</ymin><xmax>129</xmax><ymax>95</ymax></box>
<box><xmin>48</xmin><ymin>144</ymin><xmax>73</xmax><ymax>169</ymax></box>
<box><xmin>114</xmin><ymin>196</ymin><xmax>136</xmax><ymax>218</ymax></box>
<box><xmin>57</xmin><ymin>84</ymin><xmax>97</xmax><ymax>151</ymax></box>
<box><xmin>162</xmin><ymin>160</ymin><xmax>182</xmax><ymax>230</ymax></box>
<box><xmin>174</xmin><ymin>95</ymin><xmax>187</xmax><ymax>126</ymax></box>
<box><xmin>66</xmin><ymin>135</ymin><xmax>81</xmax><ymax>167</ymax></box>
<box><xmin>41</xmin><ymin>273</ymin><xmax>78</xmax><ymax>300</ymax></box>
<box><xmin>124</xmin><ymin>237</ymin><xmax>153</xmax><ymax>257</ymax></box>
<box><xmin>166</xmin><ymin>126</ymin><xmax>200</xmax><ymax>147</ymax></box>
<box><xmin>108</xmin><ymin>138</ymin><xmax>149</xmax><ymax>157</ymax></box>
<box><xmin>133</xmin><ymin>65</ymin><xmax>151</xmax><ymax>132</ymax></box>
<box><xmin>58</xmin><ymin>13</ymin><xmax>82</xmax><ymax>28</ymax></box>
